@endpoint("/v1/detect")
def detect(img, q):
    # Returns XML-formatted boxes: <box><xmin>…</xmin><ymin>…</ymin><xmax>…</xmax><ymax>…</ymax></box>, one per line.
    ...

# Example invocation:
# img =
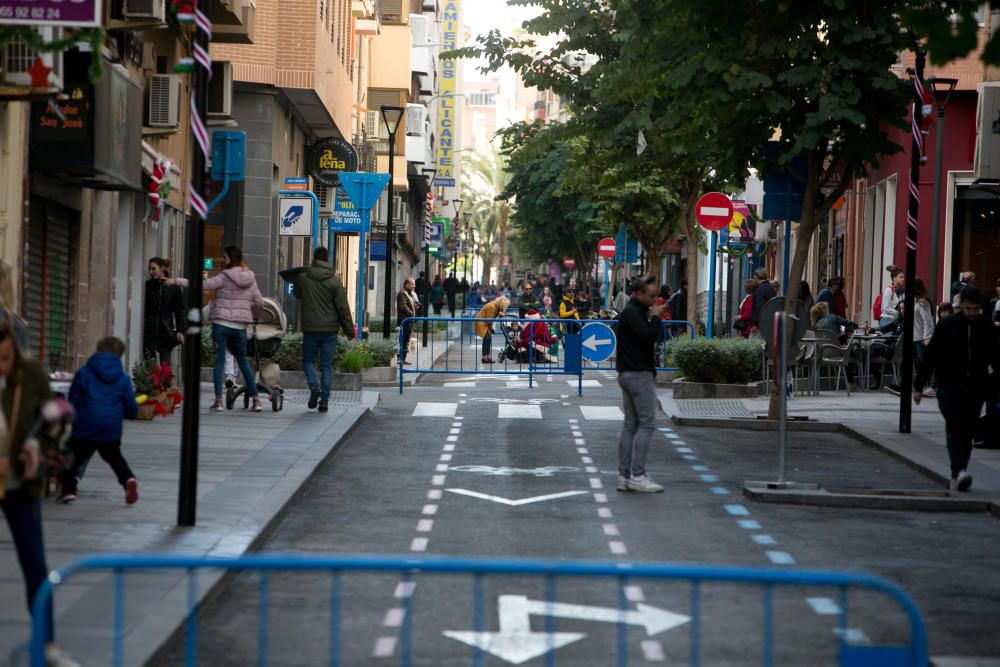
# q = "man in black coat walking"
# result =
<box><xmin>444</xmin><ymin>271</ymin><xmax>459</xmax><ymax>317</ymax></box>
<box><xmin>914</xmin><ymin>287</ymin><xmax>999</xmax><ymax>491</ymax></box>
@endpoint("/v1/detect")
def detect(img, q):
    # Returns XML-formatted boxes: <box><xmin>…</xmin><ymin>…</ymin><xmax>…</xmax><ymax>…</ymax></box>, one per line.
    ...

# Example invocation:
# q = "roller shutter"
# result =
<box><xmin>25</xmin><ymin>197</ymin><xmax>73</xmax><ymax>371</ymax></box>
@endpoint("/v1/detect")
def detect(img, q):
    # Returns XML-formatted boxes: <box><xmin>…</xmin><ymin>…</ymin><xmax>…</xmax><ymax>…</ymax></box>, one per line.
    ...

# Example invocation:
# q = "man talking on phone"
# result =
<box><xmin>616</xmin><ymin>275</ymin><xmax>668</xmax><ymax>493</ymax></box>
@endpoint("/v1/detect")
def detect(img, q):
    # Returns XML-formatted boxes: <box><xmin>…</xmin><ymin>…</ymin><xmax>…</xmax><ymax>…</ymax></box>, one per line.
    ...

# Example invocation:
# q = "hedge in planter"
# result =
<box><xmin>669</xmin><ymin>337</ymin><xmax>762</xmax><ymax>385</ymax></box>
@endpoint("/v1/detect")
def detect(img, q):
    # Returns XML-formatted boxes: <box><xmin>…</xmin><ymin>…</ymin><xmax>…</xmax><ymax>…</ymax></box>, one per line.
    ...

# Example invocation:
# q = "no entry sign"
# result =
<box><xmin>695</xmin><ymin>192</ymin><xmax>734</xmax><ymax>232</ymax></box>
<box><xmin>597</xmin><ymin>237</ymin><xmax>616</xmax><ymax>259</ymax></box>
<box><xmin>563</xmin><ymin>257</ymin><xmax>576</xmax><ymax>269</ymax></box>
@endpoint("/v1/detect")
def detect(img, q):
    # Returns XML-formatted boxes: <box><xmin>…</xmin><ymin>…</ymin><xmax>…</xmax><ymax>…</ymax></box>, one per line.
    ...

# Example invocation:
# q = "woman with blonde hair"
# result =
<box><xmin>0</xmin><ymin>260</ymin><xmax>28</xmax><ymax>351</ymax></box>
<box><xmin>474</xmin><ymin>296</ymin><xmax>510</xmax><ymax>365</ymax></box>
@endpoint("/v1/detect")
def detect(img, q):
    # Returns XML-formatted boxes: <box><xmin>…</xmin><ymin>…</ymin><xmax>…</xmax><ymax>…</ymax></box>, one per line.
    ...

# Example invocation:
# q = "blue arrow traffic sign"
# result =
<box><xmin>338</xmin><ymin>172</ymin><xmax>391</xmax><ymax>212</ymax></box>
<box><xmin>580</xmin><ymin>323</ymin><xmax>616</xmax><ymax>363</ymax></box>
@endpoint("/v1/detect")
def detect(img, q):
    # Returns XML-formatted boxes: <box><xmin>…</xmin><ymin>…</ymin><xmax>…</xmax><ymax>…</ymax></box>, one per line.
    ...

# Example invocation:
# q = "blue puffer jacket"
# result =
<box><xmin>68</xmin><ymin>352</ymin><xmax>138</xmax><ymax>441</ymax></box>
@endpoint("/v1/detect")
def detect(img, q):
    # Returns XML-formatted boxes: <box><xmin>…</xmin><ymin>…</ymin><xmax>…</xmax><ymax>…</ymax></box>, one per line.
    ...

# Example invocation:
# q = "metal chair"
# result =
<box><xmin>868</xmin><ymin>336</ymin><xmax>901</xmax><ymax>389</ymax></box>
<box><xmin>814</xmin><ymin>328</ymin><xmax>852</xmax><ymax>395</ymax></box>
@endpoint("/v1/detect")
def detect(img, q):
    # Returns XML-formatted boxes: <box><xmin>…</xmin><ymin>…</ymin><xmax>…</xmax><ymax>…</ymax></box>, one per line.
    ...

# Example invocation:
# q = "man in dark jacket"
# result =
<box><xmin>288</xmin><ymin>247</ymin><xmax>355</xmax><ymax>413</ymax></box>
<box><xmin>415</xmin><ymin>271</ymin><xmax>430</xmax><ymax>316</ymax></box>
<box><xmin>444</xmin><ymin>271</ymin><xmax>459</xmax><ymax>317</ymax></box>
<box><xmin>615</xmin><ymin>275</ymin><xmax>667</xmax><ymax>493</ymax></box>
<box><xmin>667</xmin><ymin>279</ymin><xmax>687</xmax><ymax>335</ymax></box>
<box><xmin>750</xmin><ymin>268</ymin><xmax>777</xmax><ymax>332</ymax></box>
<box><xmin>914</xmin><ymin>287</ymin><xmax>998</xmax><ymax>491</ymax></box>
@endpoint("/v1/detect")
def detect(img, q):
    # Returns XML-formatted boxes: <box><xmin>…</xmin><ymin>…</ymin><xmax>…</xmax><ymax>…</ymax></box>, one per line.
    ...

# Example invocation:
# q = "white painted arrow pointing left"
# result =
<box><xmin>444</xmin><ymin>488</ymin><xmax>589</xmax><ymax>506</ymax></box>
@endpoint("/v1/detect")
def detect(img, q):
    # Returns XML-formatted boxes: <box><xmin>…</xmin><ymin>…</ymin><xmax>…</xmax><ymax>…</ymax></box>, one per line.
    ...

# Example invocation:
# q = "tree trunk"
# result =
<box><xmin>683</xmin><ymin>183</ymin><xmax>702</xmax><ymax>330</ymax></box>
<box><xmin>497</xmin><ymin>204</ymin><xmax>510</xmax><ymax>284</ymax></box>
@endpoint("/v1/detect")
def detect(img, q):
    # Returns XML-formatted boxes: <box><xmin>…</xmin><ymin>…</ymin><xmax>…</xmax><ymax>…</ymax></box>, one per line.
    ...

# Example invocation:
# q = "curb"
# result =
<box><xmin>742</xmin><ymin>484</ymin><xmax>992</xmax><ymax>513</ymax></box>
<box><xmin>142</xmin><ymin>393</ymin><xmax>378</xmax><ymax>667</ymax></box>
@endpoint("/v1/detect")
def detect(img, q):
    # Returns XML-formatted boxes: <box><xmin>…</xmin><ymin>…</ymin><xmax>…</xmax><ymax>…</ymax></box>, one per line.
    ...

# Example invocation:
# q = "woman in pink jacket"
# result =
<box><xmin>203</xmin><ymin>245</ymin><xmax>264</xmax><ymax>412</ymax></box>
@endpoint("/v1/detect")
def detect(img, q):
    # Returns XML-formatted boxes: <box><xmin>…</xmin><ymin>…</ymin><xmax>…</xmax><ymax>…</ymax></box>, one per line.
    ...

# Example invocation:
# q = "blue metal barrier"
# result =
<box><xmin>28</xmin><ymin>554</ymin><xmax>928</xmax><ymax>667</ymax></box>
<box><xmin>397</xmin><ymin>317</ymin><xmax>695</xmax><ymax>395</ymax></box>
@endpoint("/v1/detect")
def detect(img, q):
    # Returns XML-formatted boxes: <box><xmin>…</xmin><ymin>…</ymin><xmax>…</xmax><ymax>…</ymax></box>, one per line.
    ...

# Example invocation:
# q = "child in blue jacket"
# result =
<box><xmin>57</xmin><ymin>337</ymin><xmax>139</xmax><ymax>505</ymax></box>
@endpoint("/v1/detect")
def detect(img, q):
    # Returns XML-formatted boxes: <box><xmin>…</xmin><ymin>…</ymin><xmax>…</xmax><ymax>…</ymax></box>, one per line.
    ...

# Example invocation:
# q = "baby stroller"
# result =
<box><xmin>227</xmin><ymin>297</ymin><xmax>288</xmax><ymax>412</ymax></box>
<box><xmin>495</xmin><ymin>318</ymin><xmax>527</xmax><ymax>364</ymax></box>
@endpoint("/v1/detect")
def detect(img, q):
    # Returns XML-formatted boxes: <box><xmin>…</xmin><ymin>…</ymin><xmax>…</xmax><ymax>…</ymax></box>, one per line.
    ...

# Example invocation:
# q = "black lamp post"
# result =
<box><xmin>380</xmin><ymin>105</ymin><xmax>404</xmax><ymax>340</ymax></box>
<box><xmin>924</xmin><ymin>76</ymin><xmax>958</xmax><ymax>305</ymax></box>
<box><xmin>421</xmin><ymin>167</ymin><xmax>436</xmax><ymax>347</ymax></box>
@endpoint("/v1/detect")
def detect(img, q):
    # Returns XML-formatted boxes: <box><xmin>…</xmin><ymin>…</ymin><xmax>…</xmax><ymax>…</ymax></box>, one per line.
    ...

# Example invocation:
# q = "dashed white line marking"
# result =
<box><xmin>658</xmin><ymin>427</ymin><xmax>673</xmax><ymax>432</ymax></box>
<box><xmin>834</xmin><ymin>628</ymin><xmax>872</xmax><ymax>645</ymax></box>
<box><xmin>451</xmin><ymin>422</ymin><xmax>462</xmax><ymax>427</ymax></box>
<box><xmin>421</xmin><ymin>504</ymin><xmax>438</xmax><ymax>515</ymax></box>
<box><xmin>672</xmin><ymin>441</ymin><xmax>686</xmax><ymax>446</ymax></box>
<box><xmin>446</xmin><ymin>435</ymin><xmax>459</xmax><ymax>442</ymax></box>
<box><xmin>585</xmin><ymin>466</ymin><xmax>598</xmax><ymax>473</ymax></box>
<box><xmin>440</xmin><ymin>454</ymin><xmax>453</xmax><ymax>462</ymax></box>
<box><xmin>443</xmin><ymin>444</ymin><xmax>455</xmax><ymax>452</ymax></box>
<box><xmin>724</xmin><ymin>504</ymin><xmax>750</xmax><ymax>516</ymax></box>
<box><xmin>445</xmin><ymin>382</ymin><xmax>476</xmax><ymax>387</ymax></box>
<box><xmin>568</xmin><ymin>418</ymin><xmax>579</xmax><ymax>424</ymax></box>
<box><xmin>416</xmin><ymin>519</ymin><xmax>434</xmax><ymax>532</ymax></box>
<box><xmin>576</xmin><ymin>447</ymin><xmax>588</xmax><ymax>454</ymax></box>
<box><xmin>449</xmin><ymin>428</ymin><xmax>461</xmax><ymax>435</ymax></box>
<box><xmin>807</xmin><ymin>597</ymin><xmax>842</xmax><ymax>615</ymax></box>
<box><xmin>692</xmin><ymin>465</ymin><xmax>710</xmax><ymax>472</ymax></box>
<box><xmin>594</xmin><ymin>493</ymin><xmax>608</xmax><ymax>503</ymax></box>
<box><xmin>641</xmin><ymin>640</ymin><xmax>665</xmax><ymax>662</ymax></box>
<box><xmin>737</xmin><ymin>520</ymin><xmax>761</xmax><ymax>530</ymax></box>
<box><xmin>373</xmin><ymin>636</ymin><xmax>397</xmax><ymax>657</ymax></box>
<box><xmin>506</xmin><ymin>381</ymin><xmax>531</xmax><ymax>388</ymax></box>
<box><xmin>563</xmin><ymin>402</ymin><xmax>571</xmax><ymax>406</ymax></box>
<box><xmin>580</xmin><ymin>406</ymin><xmax>624</xmax><ymax>420</ymax></box>
<box><xmin>394</xmin><ymin>582</ymin><xmax>416</xmax><ymax>599</ymax></box>
<box><xmin>676</xmin><ymin>447</ymin><xmax>693</xmax><ymax>453</ymax></box>
<box><xmin>664</xmin><ymin>433</ymin><xmax>680</xmax><ymax>439</ymax></box>
<box><xmin>699</xmin><ymin>474</ymin><xmax>720</xmax><ymax>483</ymax></box>
<box><xmin>598</xmin><ymin>507</ymin><xmax>613</xmax><ymax>519</ymax></box>
<box><xmin>710</xmin><ymin>487</ymin><xmax>731</xmax><ymax>495</ymax></box>
<box><xmin>602</xmin><ymin>524</ymin><xmax>620</xmax><ymax>536</ymax></box>
<box><xmin>412</xmin><ymin>402</ymin><xmax>458</xmax><ymax>417</ymax></box>
<box><xmin>609</xmin><ymin>541</ymin><xmax>627</xmax><ymax>555</ymax></box>
<box><xmin>581</xmin><ymin>456</ymin><xmax>593</xmax><ymax>464</ymax></box>
<box><xmin>431</xmin><ymin>475</ymin><xmax>446</xmax><ymax>485</ymax></box>
<box><xmin>383</xmin><ymin>608</ymin><xmax>406</xmax><ymax>627</ymax></box>
<box><xmin>458</xmin><ymin>393</ymin><xmax>468</xmax><ymax>397</ymax></box>
<box><xmin>459</xmin><ymin>400</ymin><xmax>467</xmax><ymax>404</ymax></box>
<box><xmin>454</xmin><ymin>417</ymin><xmax>464</xmax><ymax>420</ymax></box>
<box><xmin>624</xmin><ymin>585</ymin><xmax>645</xmax><ymax>602</ymax></box>
<box><xmin>427</xmin><ymin>489</ymin><xmax>443</xmax><ymax>500</ymax></box>
<box><xmin>574</xmin><ymin>438</ymin><xmax>586</xmax><ymax>446</ymax></box>
<box><xmin>435</xmin><ymin>464</ymin><xmax>449</xmax><ymax>472</ymax></box>
<box><xmin>561</xmin><ymin>395</ymin><xmax>569</xmax><ymax>399</ymax></box>
<box><xmin>766</xmin><ymin>551</ymin><xmax>796</xmax><ymax>565</ymax></box>
<box><xmin>589</xmin><ymin>478</ymin><xmax>604</xmax><ymax>489</ymax></box>
<box><xmin>498</xmin><ymin>404</ymin><xmax>543</xmax><ymax>419</ymax></box>
<box><xmin>571</xmin><ymin>380</ymin><xmax>603</xmax><ymax>387</ymax></box>
<box><xmin>410</xmin><ymin>537</ymin><xmax>429</xmax><ymax>552</ymax></box>
<box><xmin>682</xmin><ymin>455</ymin><xmax>698</xmax><ymax>461</ymax></box>
<box><xmin>753</xmin><ymin>535</ymin><xmax>777</xmax><ymax>545</ymax></box>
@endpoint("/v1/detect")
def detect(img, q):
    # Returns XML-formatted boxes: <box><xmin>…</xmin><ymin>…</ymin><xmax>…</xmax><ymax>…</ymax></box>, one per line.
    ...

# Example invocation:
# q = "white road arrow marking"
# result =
<box><xmin>582</xmin><ymin>335</ymin><xmax>614</xmax><ymax>351</ymax></box>
<box><xmin>444</xmin><ymin>488</ymin><xmax>589</xmax><ymax>506</ymax></box>
<box><xmin>443</xmin><ymin>595</ymin><xmax>690</xmax><ymax>664</ymax></box>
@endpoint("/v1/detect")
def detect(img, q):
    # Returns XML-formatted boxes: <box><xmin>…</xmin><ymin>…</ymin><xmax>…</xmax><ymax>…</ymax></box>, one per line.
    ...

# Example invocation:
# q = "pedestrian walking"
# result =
<box><xmin>669</xmin><ymin>279</ymin><xmax>689</xmax><ymax>333</ymax></box>
<box><xmin>0</xmin><ymin>320</ymin><xmax>81</xmax><ymax>666</ymax></box>
<box><xmin>203</xmin><ymin>245</ymin><xmax>265</xmax><ymax>413</ymax></box>
<box><xmin>57</xmin><ymin>337</ymin><xmax>139</xmax><ymax>505</ymax></box>
<box><xmin>749</xmin><ymin>269</ymin><xmax>775</xmax><ymax>333</ymax></box>
<box><xmin>913</xmin><ymin>277</ymin><xmax>935</xmax><ymax>381</ymax></box>
<box><xmin>143</xmin><ymin>257</ymin><xmax>185</xmax><ymax>367</ymax></box>
<box><xmin>0</xmin><ymin>259</ymin><xmax>28</xmax><ymax>351</ymax></box>
<box><xmin>444</xmin><ymin>271</ymin><xmax>459</xmax><ymax>317</ymax></box>
<box><xmin>474</xmin><ymin>296</ymin><xmax>510</xmax><ymax>365</ymax></box>
<box><xmin>430</xmin><ymin>276</ymin><xmax>445</xmax><ymax>315</ymax></box>
<box><xmin>615</xmin><ymin>275</ymin><xmax>667</xmax><ymax>493</ymax></box>
<box><xmin>286</xmin><ymin>247</ymin><xmax>355</xmax><ymax>413</ymax></box>
<box><xmin>396</xmin><ymin>277</ymin><xmax>420</xmax><ymax>366</ymax></box>
<box><xmin>914</xmin><ymin>287</ymin><xmax>999</xmax><ymax>491</ymax></box>
<box><xmin>415</xmin><ymin>271</ymin><xmax>430</xmax><ymax>316</ymax></box>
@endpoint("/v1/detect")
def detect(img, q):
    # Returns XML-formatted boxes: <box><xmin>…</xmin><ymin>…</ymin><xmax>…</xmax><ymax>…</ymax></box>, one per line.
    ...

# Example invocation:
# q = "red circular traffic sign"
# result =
<box><xmin>597</xmin><ymin>237</ymin><xmax>616</xmax><ymax>259</ymax></box>
<box><xmin>695</xmin><ymin>192</ymin><xmax>734</xmax><ymax>231</ymax></box>
<box><xmin>563</xmin><ymin>257</ymin><xmax>576</xmax><ymax>269</ymax></box>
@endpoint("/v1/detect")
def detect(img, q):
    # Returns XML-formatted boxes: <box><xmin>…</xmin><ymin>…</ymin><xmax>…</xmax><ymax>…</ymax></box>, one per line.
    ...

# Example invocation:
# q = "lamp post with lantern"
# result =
<box><xmin>380</xmin><ymin>105</ymin><xmax>404</xmax><ymax>340</ymax></box>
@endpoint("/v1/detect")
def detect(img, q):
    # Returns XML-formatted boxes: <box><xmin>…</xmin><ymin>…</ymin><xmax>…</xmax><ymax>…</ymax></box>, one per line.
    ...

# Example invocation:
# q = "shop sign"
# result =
<box><xmin>0</xmin><ymin>0</ymin><xmax>102</xmax><ymax>27</ymax></box>
<box><xmin>306</xmin><ymin>137</ymin><xmax>358</xmax><ymax>189</ymax></box>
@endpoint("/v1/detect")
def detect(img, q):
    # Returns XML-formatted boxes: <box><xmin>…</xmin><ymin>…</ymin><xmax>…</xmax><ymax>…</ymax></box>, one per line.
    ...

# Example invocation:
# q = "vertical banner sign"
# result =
<box><xmin>435</xmin><ymin>0</ymin><xmax>459</xmax><ymax>187</ymax></box>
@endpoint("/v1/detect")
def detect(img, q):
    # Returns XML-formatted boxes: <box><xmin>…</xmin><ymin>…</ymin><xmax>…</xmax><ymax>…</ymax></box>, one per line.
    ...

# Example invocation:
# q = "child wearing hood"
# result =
<box><xmin>57</xmin><ymin>337</ymin><xmax>139</xmax><ymax>505</ymax></box>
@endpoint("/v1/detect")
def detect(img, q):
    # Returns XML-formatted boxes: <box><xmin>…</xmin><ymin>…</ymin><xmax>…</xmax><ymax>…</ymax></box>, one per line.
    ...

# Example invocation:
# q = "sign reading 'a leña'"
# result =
<box><xmin>695</xmin><ymin>192</ymin><xmax>734</xmax><ymax>232</ymax></box>
<box><xmin>597</xmin><ymin>237</ymin><xmax>616</xmax><ymax>259</ymax></box>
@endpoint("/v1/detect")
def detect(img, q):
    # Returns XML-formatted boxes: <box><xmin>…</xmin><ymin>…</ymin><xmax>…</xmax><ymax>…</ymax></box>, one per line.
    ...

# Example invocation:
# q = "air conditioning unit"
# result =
<box><xmin>1</xmin><ymin>27</ymin><xmax>63</xmax><ymax>89</ymax></box>
<box><xmin>147</xmin><ymin>74</ymin><xmax>181</xmax><ymax>128</ymax></box>
<box><xmin>363</xmin><ymin>110</ymin><xmax>381</xmax><ymax>139</ymax></box>
<box><xmin>405</xmin><ymin>104</ymin><xmax>427</xmax><ymax>137</ymax></box>
<box><xmin>207</xmin><ymin>61</ymin><xmax>233</xmax><ymax>117</ymax></box>
<box><xmin>393</xmin><ymin>194</ymin><xmax>404</xmax><ymax>222</ymax></box>
<box><xmin>974</xmin><ymin>82</ymin><xmax>1000</xmax><ymax>181</ymax></box>
<box><xmin>124</xmin><ymin>0</ymin><xmax>166</xmax><ymax>21</ymax></box>
<box><xmin>317</xmin><ymin>186</ymin><xmax>333</xmax><ymax>213</ymax></box>
<box><xmin>410</xmin><ymin>15</ymin><xmax>429</xmax><ymax>48</ymax></box>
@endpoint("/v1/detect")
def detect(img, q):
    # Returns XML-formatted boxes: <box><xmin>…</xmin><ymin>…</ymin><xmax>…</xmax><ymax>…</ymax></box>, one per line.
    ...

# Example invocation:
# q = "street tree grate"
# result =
<box><xmin>676</xmin><ymin>400</ymin><xmax>754</xmax><ymax>418</ymax></box>
<box><xmin>280</xmin><ymin>390</ymin><xmax>363</xmax><ymax>407</ymax></box>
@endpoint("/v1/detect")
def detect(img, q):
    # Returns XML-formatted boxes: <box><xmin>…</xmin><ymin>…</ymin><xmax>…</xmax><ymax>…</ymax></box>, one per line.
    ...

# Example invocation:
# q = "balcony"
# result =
<box><xmin>211</xmin><ymin>0</ymin><xmax>256</xmax><ymax>45</ymax></box>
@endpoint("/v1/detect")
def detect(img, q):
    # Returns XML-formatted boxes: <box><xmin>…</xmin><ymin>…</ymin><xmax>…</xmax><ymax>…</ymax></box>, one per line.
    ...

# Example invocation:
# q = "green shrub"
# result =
<box><xmin>668</xmin><ymin>337</ymin><xmax>762</xmax><ymax>384</ymax></box>
<box><xmin>368</xmin><ymin>316</ymin><xmax>399</xmax><ymax>333</ymax></box>
<box><xmin>357</xmin><ymin>337</ymin><xmax>397</xmax><ymax>366</ymax></box>
<box><xmin>274</xmin><ymin>331</ymin><xmax>304</xmax><ymax>371</ymax></box>
<box><xmin>340</xmin><ymin>349</ymin><xmax>374</xmax><ymax>374</ymax></box>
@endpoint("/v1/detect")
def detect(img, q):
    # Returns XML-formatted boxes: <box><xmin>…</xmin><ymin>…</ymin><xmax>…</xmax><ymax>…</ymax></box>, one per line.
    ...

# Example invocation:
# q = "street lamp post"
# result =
<box><xmin>462</xmin><ymin>212</ymin><xmax>471</xmax><ymax>307</ymax></box>
<box><xmin>925</xmin><ymin>77</ymin><xmax>958</xmax><ymax>304</ymax></box>
<box><xmin>380</xmin><ymin>105</ymin><xmax>404</xmax><ymax>340</ymax></box>
<box><xmin>421</xmin><ymin>167</ymin><xmax>436</xmax><ymax>347</ymax></box>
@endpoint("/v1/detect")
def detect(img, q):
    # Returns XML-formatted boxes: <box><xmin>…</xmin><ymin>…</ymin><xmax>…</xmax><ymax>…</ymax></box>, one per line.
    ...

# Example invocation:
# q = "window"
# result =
<box><xmin>469</xmin><ymin>93</ymin><xmax>496</xmax><ymax>106</ymax></box>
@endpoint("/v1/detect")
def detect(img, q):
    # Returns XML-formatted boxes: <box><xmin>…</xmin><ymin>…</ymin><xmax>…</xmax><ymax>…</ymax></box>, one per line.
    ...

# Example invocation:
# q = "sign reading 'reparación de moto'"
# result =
<box><xmin>306</xmin><ymin>137</ymin><xmax>358</xmax><ymax>189</ymax></box>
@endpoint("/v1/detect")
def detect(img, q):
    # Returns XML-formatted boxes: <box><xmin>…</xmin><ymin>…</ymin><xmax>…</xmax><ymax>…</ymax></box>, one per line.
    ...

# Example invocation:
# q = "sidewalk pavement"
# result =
<box><xmin>658</xmin><ymin>390</ymin><xmax>1000</xmax><ymax>499</ymax></box>
<box><xmin>0</xmin><ymin>385</ymin><xmax>377</xmax><ymax>666</ymax></box>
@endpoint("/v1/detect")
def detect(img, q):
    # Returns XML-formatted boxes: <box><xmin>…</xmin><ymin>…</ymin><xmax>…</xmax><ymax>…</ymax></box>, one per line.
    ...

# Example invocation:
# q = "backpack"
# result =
<box><xmin>872</xmin><ymin>284</ymin><xmax>891</xmax><ymax>321</ymax></box>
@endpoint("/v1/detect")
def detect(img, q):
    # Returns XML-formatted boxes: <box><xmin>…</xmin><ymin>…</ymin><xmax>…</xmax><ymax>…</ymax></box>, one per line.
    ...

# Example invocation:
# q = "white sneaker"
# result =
<box><xmin>616</xmin><ymin>476</ymin><xmax>631</xmax><ymax>492</ymax></box>
<box><xmin>950</xmin><ymin>470</ymin><xmax>973</xmax><ymax>492</ymax></box>
<box><xmin>627</xmin><ymin>475</ymin><xmax>664</xmax><ymax>493</ymax></box>
<box><xmin>45</xmin><ymin>647</ymin><xmax>81</xmax><ymax>667</ymax></box>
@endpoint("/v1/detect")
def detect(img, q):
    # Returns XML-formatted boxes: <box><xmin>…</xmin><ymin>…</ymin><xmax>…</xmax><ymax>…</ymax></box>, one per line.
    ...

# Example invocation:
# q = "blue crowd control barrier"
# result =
<box><xmin>27</xmin><ymin>554</ymin><xmax>928</xmax><ymax>667</ymax></box>
<box><xmin>397</xmin><ymin>317</ymin><xmax>695</xmax><ymax>395</ymax></box>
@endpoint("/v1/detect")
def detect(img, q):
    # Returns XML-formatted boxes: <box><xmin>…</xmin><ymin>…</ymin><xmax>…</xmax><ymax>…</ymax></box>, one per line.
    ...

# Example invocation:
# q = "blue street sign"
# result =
<box><xmin>370</xmin><ymin>241</ymin><xmax>386</xmax><ymax>262</ymax></box>
<box><xmin>327</xmin><ymin>190</ymin><xmax>363</xmax><ymax>232</ymax></box>
<box><xmin>580</xmin><ymin>322</ymin><xmax>616</xmax><ymax>363</ymax></box>
<box><xmin>337</xmin><ymin>172</ymin><xmax>392</xmax><ymax>339</ymax></box>
<box><xmin>284</xmin><ymin>176</ymin><xmax>309</xmax><ymax>189</ymax></box>
<box><xmin>285</xmin><ymin>281</ymin><xmax>295</xmax><ymax>297</ymax></box>
<box><xmin>614</xmin><ymin>229</ymin><xmax>639</xmax><ymax>263</ymax></box>
<box><xmin>210</xmin><ymin>131</ymin><xmax>246</xmax><ymax>182</ymax></box>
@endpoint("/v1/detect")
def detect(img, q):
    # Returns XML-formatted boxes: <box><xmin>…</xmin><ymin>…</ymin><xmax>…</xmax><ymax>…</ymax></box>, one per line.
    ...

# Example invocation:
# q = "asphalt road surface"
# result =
<box><xmin>155</xmin><ymin>367</ymin><xmax>999</xmax><ymax>666</ymax></box>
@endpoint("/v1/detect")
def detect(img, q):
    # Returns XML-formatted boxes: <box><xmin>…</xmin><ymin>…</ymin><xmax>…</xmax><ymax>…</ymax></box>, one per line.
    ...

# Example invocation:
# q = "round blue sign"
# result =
<box><xmin>580</xmin><ymin>323</ymin><xmax>617</xmax><ymax>363</ymax></box>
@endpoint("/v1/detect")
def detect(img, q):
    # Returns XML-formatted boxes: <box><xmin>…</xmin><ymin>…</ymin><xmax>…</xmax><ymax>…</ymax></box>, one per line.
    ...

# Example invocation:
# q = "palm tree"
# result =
<box><xmin>463</xmin><ymin>146</ymin><xmax>513</xmax><ymax>284</ymax></box>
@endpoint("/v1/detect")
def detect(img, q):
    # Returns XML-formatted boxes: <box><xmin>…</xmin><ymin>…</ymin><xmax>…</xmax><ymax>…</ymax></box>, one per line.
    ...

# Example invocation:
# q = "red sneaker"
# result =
<box><xmin>125</xmin><ymin>478</ymin><xmax>139</xmax><ymax>505</ymax></box>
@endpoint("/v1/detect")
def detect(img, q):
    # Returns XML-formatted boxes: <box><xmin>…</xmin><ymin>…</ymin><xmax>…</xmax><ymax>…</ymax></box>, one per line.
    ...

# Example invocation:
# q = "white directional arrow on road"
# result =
<box><xmin>444</xmin><ymin>594</ymin><xmax>690</xmax><ymax>664</ymax></box>
<box><xmin>445</xmin><ymin>488</ymin><xmax>589</xmax><ymax>506</ymax></box>
<box><xmin>582</xmin><ymin>335</ymin><xmax>615</xmax><ymax>351</ymax></box>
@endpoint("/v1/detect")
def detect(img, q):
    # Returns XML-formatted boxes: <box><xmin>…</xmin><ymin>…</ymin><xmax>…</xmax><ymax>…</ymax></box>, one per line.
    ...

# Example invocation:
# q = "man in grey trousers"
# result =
<box><xmin>615</xmin><ymin>275</ymin><xmax>667</xmax><ymax>493</ymax></box>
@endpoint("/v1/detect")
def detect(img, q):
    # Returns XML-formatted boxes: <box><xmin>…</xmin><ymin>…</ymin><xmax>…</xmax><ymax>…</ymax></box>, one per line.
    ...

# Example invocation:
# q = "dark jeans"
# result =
<box><xmin>401</xmin><ymin>321</ymin><xmax>414</xmax><ymax>362</ymax></box>
<box><xmin>936</xmin><ymin>385</ymin><xmax>986</xmax><ymax>477</ymax></box>
<box><xmin>212</xmin><ymin>323</ymin><xmax>257</xmax><ymax>399</ymax></box>
<box><xmin>60</xmin><ymin>438</ymin><xmax>135</xmax><ymax>495</ymax></box>
<box><xmin>482</xmin><ymin>331</ymin><xmax>492</xmax><ymax>358</ymax></box>
<box><xmin>447</xmin><ymin>294</ymin><xmax>456</xmax><ymax>317</ymax></box>
<box><xmin>302</xmin><ymin>332</ymin><xmax>337</xmax><ymax>402</ymax></box>
<box><xmin>143</xmin><ymin>343</ymin><xmax>174</xmax><ymax>367</ymax></box>
<box><xmin>1</xmin><ymin>489</ymin><xmax>54</xmax><ymax>642</ymax></box>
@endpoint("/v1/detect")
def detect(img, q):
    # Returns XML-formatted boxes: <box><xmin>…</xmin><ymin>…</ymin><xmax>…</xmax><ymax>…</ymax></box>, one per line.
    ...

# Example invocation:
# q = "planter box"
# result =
<box><xmin>199</xmin><ymin>367</ymin><xmax>365</xmax><ymax>391</ymax></box>
<box><xmin>136</xmin><ymin>404</ymin><xmax>156</xmax><ymax>420</ymax></box>
<box><xmin>362</xmin><ymin>365</ymin><xmax>397</xmax><ymax>384</ymax></box>
<box><xmin>672</xmin><ymin>379</ymin><xmax>763</xmax><ymax>399</ymax></box>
